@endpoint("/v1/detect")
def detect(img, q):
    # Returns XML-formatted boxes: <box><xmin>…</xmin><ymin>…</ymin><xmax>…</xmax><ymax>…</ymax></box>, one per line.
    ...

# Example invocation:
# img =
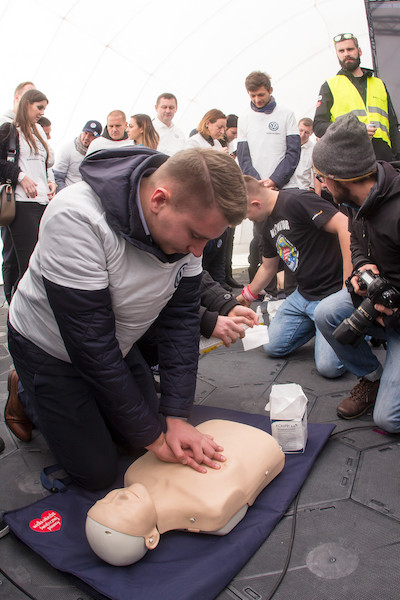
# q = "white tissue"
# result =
<box><xmin>241</xmin><ymin>324</ymin><xmax>269</xmax><ymax>351</ymax></box>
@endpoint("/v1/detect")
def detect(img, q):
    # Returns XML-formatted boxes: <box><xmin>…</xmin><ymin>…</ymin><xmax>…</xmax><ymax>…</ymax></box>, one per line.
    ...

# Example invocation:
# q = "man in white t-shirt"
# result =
<box><xmin>237</xmin><ymin>71</ymin><xmax>301</xmax><ymax>286</ymax></box>
<box><xmin>87</xmin><ymin>110</ymin><xmax>131</xmax><ymax>154</ymax></box>
<box><xmin>6</xmin><ymin>146</ymin><xmax>247</xmax><ymax>490</ymax></box>
<box><xmin>153</xmin><ymin>93</ymin><xmax>186</xmax><ymax>156</ymax></box>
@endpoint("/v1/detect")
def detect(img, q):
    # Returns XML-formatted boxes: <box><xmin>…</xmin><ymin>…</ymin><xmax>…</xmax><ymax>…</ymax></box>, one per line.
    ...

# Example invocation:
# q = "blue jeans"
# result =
<box><xmin>314</xmin><ymin>288</ymin><xmax>400</xmax><ymax>433</ymax></box>
<box><xmin>263</xmin><ymin>289</ymin><xmax>345</xmax><ymax>379</ymax></box>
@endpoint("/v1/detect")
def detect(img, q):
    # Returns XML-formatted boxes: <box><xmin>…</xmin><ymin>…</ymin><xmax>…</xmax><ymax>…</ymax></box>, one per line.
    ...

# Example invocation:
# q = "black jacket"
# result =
<box><xmin>200</xmin><ymin>271</ymin><xmax>239</xmax><ymax>337</ymax></box>
<box><xmin>0</xmin><ymin>122</ymin><xmax>21</xmax><ymax>185</ymax></box>
<box><xmin>348</xmin><ymin>161</ymin><xmax>400</xmax><ymax>327</ymax></box>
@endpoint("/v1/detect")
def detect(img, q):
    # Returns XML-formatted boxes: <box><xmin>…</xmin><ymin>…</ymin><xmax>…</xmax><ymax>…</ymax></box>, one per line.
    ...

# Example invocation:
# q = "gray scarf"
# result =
<box><xmin>75</xmin><ymin>135</ymin><xmax>87</xmax><ymax>156</ymax></box>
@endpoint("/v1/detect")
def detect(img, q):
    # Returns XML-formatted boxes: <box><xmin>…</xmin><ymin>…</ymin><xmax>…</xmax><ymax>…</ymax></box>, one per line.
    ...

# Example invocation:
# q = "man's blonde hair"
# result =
<box><xmin>156</xmin><ymin>148</ymin><xmax>247</xmax><ymax>226</ymax></box>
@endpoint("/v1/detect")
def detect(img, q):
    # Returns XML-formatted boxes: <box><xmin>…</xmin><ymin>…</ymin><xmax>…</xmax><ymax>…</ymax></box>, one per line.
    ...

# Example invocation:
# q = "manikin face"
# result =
<box><xmin>127</xmin><ymin>117</ymin><xmax>144</xmax><ymax>142</ymax></box>
<box><xmin>107</xmin><ymin>115</ymin><xmax>127</xmax><ymax>140</ymax></box>
<box><xmin>156</xmin><ymin>98</ymin><xmax>177</xmax><ymax>127</ymax></box>
<box><xmin>150</xmin><ymin>198</ymin><xmax>229</xmax><ymax>257</ymax></box>
<box><xmin>80</xmin><ymin>131</ymin><xmax>96</xmax><ymax>147</ymax></box>
<box><xmin>206</xmin><ymin>118</ymin><xmax>226</xmax><ymax>140</ymax></box>
<box><xmin>298</xmin><ymin>123</ymin><xmax>313</xmax><ymax>145</ymax></box>
<box><xmin>248</xmin><ymin>86</ymin><xmax>272</xmax><ymax>108</ymax></box>
<box><xmin>89</xmin><ymin>484</ymin><xmax>158</xmax><ymax>539</ymax></box>
<box><xmin>335</xmin><ymin>40</ymin><xmax>362</xmax><ymax>72</ymax></box>
<box><xmin>27</xmin><ymin>101</ymin><xmax>48</xmax><ymax>124</ymax></box>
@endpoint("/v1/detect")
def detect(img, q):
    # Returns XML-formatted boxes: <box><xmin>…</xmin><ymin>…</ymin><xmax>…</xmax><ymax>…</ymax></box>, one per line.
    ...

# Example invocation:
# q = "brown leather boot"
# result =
<box><xmin>4</xmin><ymin>370</ymin><xmax>32</xmax><ymax>442</ymax></box>
<box><xmin>337</xmin><ymin>377</ymin><xmax>380</xmax><ymax>419</ymax></box>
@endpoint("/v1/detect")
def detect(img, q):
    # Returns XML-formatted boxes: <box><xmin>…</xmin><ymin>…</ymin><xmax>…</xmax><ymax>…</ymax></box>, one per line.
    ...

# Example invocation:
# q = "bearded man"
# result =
<box><xmin>313</xmin><ymin>32</ymin><xmax>400</xmax><ymax>161</ymax></box>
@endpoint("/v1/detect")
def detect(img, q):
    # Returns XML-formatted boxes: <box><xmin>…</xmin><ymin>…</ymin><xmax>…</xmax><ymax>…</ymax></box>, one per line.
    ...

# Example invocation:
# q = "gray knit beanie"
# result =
<box><xmin>312</xmin><ymin>112</ymin><xmax>377</xmax><ymax>180</ymax></box>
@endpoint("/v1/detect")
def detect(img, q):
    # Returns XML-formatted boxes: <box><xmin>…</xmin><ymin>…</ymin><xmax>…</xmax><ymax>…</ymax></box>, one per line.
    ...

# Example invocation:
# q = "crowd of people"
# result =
<box><xmin>0</xmin><ymin>31</ymin><xmax>399</xmax><ymax>486</ymax></box>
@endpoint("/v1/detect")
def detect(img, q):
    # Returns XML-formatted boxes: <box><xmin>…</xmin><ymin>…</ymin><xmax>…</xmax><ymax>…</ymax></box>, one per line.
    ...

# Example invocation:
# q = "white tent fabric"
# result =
<box><xmin>0</xmin><ymin>0</ymin><xmax>371</xmax><ymax>272</ymax></box>
<box><xmin>0</xmin><ymin>0</ymin><xmax>371</xmax><ymax>148</ymax></box>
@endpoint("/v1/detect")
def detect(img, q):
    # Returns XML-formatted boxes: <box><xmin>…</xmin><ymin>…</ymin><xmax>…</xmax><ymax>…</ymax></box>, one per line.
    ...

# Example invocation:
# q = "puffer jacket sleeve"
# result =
<box><xmin>42</xmin><ymin>277</ymin><xmax>164</xmax><ymax>448</ymax></box>
<box><xmin>155</xmin><ymin>273</ymin><xmax>202</xmax><ymax>418</ymax></box>
<box><xmin>199</xmin><ymin>270</ymin><xmax>240</xmax><ymax>337</ymax></box>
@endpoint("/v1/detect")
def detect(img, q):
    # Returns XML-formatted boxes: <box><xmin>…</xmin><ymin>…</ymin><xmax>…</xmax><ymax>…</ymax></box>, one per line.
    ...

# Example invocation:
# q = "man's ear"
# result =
<box><xmin>250</xmin><ymin>198</ymin><xmax>262</xmax><ymax>210</ymax></box>
<box><xmin>149</xmin><ymin>187</ymin><xmax>171</xmax><ymax>214</ymax></box>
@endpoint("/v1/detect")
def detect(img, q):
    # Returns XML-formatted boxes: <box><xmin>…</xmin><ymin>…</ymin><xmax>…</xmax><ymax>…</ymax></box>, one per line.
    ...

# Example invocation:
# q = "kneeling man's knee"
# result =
<box><xmin>373</xmin><ymin>408</ymin><xmax>400</xmax><ymax>434</ymax></box>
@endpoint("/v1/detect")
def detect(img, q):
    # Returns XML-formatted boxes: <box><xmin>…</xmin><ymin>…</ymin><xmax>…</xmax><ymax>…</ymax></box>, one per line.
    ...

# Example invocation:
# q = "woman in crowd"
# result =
<box><xmin>0</xmin><ymin>89</ymin><xmax>55</xmax><ymax>288</ymax></box>
<box><xmin>185</xmin><ymin>109</ymin><xmax>228</xmax><ymax>151</ymax></box>
<box><xmin>127</xmin><ymin>114</ymin><xmax>159</xmax><ymax>149</ymax></box>
<box><xmin>185</xmin><ymin>109</ymin><xmax>230</xmax><ymax>287</ymax></box>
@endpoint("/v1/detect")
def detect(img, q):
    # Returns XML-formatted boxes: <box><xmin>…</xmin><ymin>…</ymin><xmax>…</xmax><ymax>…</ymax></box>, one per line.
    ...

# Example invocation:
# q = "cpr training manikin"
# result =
<box><xmin>86</xmin><ymin>420</ymin><xmax>285</xmax><ymax>566</ymax></box>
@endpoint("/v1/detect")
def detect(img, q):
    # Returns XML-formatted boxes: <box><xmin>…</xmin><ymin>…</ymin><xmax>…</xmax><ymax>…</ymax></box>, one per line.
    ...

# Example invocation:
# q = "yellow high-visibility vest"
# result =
<box><xmin>327</xmin><ymin>75</ymin><xmax>391</xmax><ymax>147</ymax></box>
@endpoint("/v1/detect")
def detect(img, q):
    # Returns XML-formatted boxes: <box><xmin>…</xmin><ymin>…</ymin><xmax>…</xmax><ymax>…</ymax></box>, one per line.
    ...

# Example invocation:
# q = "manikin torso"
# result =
<box><xmin>86</xmin><ymin>420</ymin><xmax>285</xmax><ymax>566</ymax></box>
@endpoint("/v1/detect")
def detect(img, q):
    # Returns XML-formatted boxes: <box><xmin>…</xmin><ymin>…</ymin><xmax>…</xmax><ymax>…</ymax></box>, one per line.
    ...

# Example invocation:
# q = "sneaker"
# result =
<box><xmin>337</xmin><ymin>377</ymin><xmax>380</xmax><ymax>419</ymax></box>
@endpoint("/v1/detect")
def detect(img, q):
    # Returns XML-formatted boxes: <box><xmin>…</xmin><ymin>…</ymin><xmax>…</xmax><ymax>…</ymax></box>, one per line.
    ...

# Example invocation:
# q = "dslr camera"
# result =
<box><xmin>333</xmin><ymin>270</ymin><xmax>400</xmax><ymax>347</ymax></box>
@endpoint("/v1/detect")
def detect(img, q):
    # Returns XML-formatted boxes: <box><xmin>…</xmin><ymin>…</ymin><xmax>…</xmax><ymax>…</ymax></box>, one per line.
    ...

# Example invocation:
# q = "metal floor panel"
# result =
<box><xmin>218</xmin><ymin>500</ymin><xmax>400</xmax><ymax>600</ymax></box>
<box><xmin>1</xmin><ymin>273</ymin><xmax>399</xmax><ymax>600</ymax></box>
<box><xmin>293</xmin><ymin>438</ymin><xmax>360</xmax><ymax>508</ymax></box>
<box><xmin>352</xmin><ymin>441</ymin><xmax>400</xmax><ymax>520</ymax></box>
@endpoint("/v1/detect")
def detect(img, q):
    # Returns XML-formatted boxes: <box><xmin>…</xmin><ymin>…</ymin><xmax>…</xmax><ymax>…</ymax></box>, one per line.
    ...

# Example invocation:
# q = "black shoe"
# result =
<box><xmin>0</xmin><ymin>436</ymin><xmax>4</xmax><ymax>453</ymax></box>
<box><xmin>225</xmin><ymin>276</ymin><xmax>241</xmax><ymax>288</ymax></box>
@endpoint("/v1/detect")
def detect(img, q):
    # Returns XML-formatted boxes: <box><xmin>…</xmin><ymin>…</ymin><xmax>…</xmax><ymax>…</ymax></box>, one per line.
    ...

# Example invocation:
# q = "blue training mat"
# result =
<box><xmin>5</xmin><ymin>405</ymin><xmax>334</xmax><ymax>600</ymax></box>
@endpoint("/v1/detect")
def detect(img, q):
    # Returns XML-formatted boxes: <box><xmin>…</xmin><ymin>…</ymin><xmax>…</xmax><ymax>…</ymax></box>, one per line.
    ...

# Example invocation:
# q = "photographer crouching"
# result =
<box><xmin>313</xmin><ymin>113</ymin><xmax>400</xmax><ymax>431</ymax></box>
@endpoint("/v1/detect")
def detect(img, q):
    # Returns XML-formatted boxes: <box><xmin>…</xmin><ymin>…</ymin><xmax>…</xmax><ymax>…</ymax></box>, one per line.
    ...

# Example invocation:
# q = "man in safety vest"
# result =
<box><xmin>313</xmin><ymin>32</ymin><xmax>400</xmax><ymax>161</ymax></box>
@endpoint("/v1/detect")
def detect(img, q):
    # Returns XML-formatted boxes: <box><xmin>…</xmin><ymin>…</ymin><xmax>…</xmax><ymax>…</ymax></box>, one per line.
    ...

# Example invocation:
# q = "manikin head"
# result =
<box><xmin>86</xmin><ymin>483</ymin><xmax>160</xmax><ymax>566</ymax></box>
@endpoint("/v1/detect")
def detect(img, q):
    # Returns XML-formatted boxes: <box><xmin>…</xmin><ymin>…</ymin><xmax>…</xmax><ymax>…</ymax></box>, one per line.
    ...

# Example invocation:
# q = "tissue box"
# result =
<box><xmin>268</xmin><ymin>383</ymin><xmax>308</xmax><ymax>453</ymax></box>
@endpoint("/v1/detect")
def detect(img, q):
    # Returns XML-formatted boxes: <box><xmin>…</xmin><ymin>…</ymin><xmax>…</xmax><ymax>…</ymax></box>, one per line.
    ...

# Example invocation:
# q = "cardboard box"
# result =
<box><xmin>267</xmin><ymin>383</ymin><xmax>308</xmax><ymax>453</ymax></box>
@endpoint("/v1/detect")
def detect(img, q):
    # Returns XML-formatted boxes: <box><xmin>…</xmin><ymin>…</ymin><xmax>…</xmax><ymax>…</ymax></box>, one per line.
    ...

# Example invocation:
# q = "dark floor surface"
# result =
<box><xmin>0</xmin><ymin>272</ymin><xmax>399</xmax><ymax>600</ymax></box>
